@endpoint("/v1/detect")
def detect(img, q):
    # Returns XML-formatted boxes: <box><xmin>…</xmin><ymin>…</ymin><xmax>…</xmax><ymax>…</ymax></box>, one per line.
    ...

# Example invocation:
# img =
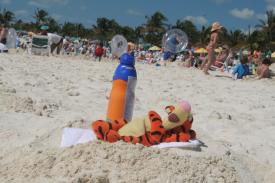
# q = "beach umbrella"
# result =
<box><xmin>194</xmin><ymin>47</ymin><xmax>207</xmax><ymax>53</ymax></box>
<box><xmin>148</xmin><ymin>45</ymin><xmax>161</xmax><ymax>51</ymax></box>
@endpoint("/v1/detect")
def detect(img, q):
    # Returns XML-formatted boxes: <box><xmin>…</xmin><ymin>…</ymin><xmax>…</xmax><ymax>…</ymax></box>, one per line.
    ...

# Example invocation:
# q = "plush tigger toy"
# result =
<box><xmin>91</xmin><ymin>101</ymin><xmax>196</xmax><ymax>147</ymax></box>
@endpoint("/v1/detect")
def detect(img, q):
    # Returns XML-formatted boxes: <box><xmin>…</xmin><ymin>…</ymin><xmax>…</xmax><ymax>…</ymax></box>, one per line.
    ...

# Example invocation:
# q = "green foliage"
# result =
<box><xmin>256</xmin><ymin>10</ymin><xmax>275</xmax><ymax>48</ymax></box>
<box><xmin>0</xmin><ymin>8</ymin><xmax>15</xmax><ymax>26</ymax></box>
<box><xmin>142</xmin><ymin>11</ymin><xmax>168</xmax><ymax>46</ymax></box>
<box><xmin>173</xmin><ymin>20</ymin><xmax>200</xmax><ymax>45</ymax></box>
<box><xmin>33</xmin><ymin>8</ymin><xmax>49</xmax><ymax>26</ymax></box>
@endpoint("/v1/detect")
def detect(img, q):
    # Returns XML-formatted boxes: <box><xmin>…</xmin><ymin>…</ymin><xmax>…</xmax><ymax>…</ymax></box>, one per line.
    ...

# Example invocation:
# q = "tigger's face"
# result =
<box><xmin>163</xmin><ymin>105</ymin><xmax>190</xmax><ymax>130</ymax></box>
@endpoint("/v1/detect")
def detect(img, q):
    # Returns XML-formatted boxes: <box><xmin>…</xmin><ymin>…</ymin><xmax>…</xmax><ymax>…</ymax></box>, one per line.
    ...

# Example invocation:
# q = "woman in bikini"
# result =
<box><xmin>201</xmin><ymin>22</ymin><xmax>223</xmax><ymax>75</ymax></box>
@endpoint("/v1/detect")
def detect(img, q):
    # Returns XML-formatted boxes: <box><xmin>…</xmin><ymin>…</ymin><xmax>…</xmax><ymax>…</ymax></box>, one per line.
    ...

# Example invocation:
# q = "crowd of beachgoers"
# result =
<box><xmin>16</xmin><ymin>33</ymin><xmax>274</xmax><ymax>80</ymax></box>
<box><xmin>1</xmin><ymin>24</ymin><xmax>273</xmax><ymax>80</ymax></box>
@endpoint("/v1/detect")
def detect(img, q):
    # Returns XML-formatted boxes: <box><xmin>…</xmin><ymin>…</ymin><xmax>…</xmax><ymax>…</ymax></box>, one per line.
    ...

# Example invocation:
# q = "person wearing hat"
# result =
<box><xmin>201</xmin><ymin>22</ymin><xmax>223</xmax><ymax>74</ymax></box>
<box><xmin>213</xmin><ymin>44</ymin><xmax>230</xmax><ymax>68</ymax></box>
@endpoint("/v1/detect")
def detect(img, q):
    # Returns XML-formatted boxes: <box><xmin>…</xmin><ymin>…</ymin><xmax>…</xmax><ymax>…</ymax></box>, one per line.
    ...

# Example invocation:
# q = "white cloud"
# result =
<box><xmin>0</xmin><ymin>0</ymin><xmax>11</xmax><ymax>4</ymax></box>
<box><xmin>211</xmin><ymin>0</ymin><xmax>231</xmax><ymax>4</ymax></box>
<box><xmin>266</xmin><ymin>0</ymin><xmax>275</xmax><ymax>3</ymax></box>
<box><xmin>14</xmin><ymin>10</ymin><xmax>28</xmax><ymax>17</ymax></box>
<box><xmin>184</xmin><ymin>16</ymin><xmax>208</xmax><ymax>25</ymax></box>
<box><xmin>256</xmin><ymin>13</ymin><xmax>267</xmax><ymax>20</ymax></box>
<box><xmin>127</xmin><ymin>9</ymin><xmax>144</xmax><ymax>17</ymax></box>
<box><xmin>265</xmin><ymin>0</ymin><xmax>275</xmax><ymax>11</ymax></box>
<box><xmin>52</xmin><ymin>13</ymin><xmax>62</xmax><ymax>21</ymax></box>
<box><xmin>28</xmin><ymin>0</ymin><xmax>69</xmax><ymax>7</ymax></box>
<box><xmin>230</xmin><ymin>8</ymin><xmax>255</xmax><ymax>19</ymax></box>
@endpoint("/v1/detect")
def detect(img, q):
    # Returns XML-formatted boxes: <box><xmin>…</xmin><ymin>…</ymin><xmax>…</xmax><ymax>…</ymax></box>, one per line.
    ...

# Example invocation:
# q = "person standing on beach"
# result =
<box><xmin>47</xmin><ymin>33</ymin><xmax>63</xmax><ymax>55</ymax></box>
<box><xmin>95</xmin><ymin>43</ymin><xmax>104</xmax><ymax>61</ymax></box>
<box><xmin>0</xmin><ymin>24</ymin><xmax>8</xmax><ymax>44</ymax></box>
<box><xmin>201</xmin><ymin>22</ymin><xmax>223</xmax><ymax>74</ymax></box>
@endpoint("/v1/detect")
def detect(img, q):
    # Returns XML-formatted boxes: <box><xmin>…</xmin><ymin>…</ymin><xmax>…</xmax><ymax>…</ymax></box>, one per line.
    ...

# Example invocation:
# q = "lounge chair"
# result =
<box><xmin>31</xmin><ymin>35</ymin><xmax>50</xmax><ymax>56</ymax></box>
<box><xmin>211</xmin><ymin>53</ymin><xmax>232</xmax><ymax>72</ymax></box>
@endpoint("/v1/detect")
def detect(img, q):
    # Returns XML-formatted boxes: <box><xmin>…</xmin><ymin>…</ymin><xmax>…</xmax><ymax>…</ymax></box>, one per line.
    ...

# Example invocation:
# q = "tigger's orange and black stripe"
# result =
<box><xmin>120</xmin><ymin>111</ymin><xmax>166</xmax><ymax>146</ymax></box>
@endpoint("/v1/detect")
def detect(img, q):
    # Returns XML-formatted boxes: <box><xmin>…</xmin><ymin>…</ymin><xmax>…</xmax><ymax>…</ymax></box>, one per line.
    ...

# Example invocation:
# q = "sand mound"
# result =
<box><xmin>0</xmin><ymin>141</ymin><xmax>239</xmax><ymax>183</ymax></box>
<box><xmin>1</xmin><ymin>54</ymin><xmax>275</xmax><ymax>183</ymax></box>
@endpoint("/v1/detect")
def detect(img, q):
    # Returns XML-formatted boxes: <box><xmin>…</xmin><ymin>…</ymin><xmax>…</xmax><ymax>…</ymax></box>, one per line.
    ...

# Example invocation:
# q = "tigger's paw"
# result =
<box><xmin>164</xmin><ymin>133</ymin><xmax>190</xmax><ymax>142</ymax></box>
<box><xmin>178</xmin><ymin>133</ymin><xmax>190</xmax><ymax>142</ymax></box>
<box><xmin>121</xmin><ymin>136</ymin><xmax>139</xmax><ymax>144</ymax></box>
<box><xmin>189</xmin><ymin>129</ymin><xmax>196</xmax><ymax>139</ymax></box>
<box><xmin>91</xmin><ymin>120</ymin><xmax>110</xmax><ymax>140</ymax></box>
<box><xmin>105</xmin><ymin>130</ymin><xmax>120</xmax><ymax>143</ymax></box>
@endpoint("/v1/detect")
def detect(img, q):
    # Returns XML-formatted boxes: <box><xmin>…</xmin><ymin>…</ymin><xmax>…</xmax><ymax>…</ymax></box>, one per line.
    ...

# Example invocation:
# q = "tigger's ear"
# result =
<box><xmin>165</xmin><ymin>105</ymin><xmax>175</xmax><ymax>114</ymax></box>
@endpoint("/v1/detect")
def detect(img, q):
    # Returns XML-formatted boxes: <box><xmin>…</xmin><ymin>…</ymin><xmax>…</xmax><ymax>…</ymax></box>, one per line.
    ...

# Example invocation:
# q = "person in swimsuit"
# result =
<box><xmin>256</xmin><ymin>58</ymin><xmax>271</xmax><ymax>79</ymax></box>
<box><xmin>201</xmin><ymin>22</ymin><xmax>223</xmax><ymax>75</ymax></box>
<box><xmin>0</xmin><ymin>24</ymin><xmax>8</xmax><ymax>44</ymax></box>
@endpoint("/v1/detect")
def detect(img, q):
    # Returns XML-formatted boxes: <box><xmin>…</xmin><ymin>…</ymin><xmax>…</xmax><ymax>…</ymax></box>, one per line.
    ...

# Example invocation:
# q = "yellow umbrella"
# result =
<box><xmin>148</xmin><ymin>46</ymin><xmax>161</xmax><ymax>51</ymax></box>
<box><xmin>194</xmin><ymin>48</ymin><xmax>207</xmax><ymax>54</ymax></box>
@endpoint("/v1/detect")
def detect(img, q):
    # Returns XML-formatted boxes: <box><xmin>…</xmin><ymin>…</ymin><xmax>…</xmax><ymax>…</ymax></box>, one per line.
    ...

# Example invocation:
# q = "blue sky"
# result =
<box><xmin>0</xmin><ymin>0</ymin><xmax>273</xmax><ymax>32</ymax></box>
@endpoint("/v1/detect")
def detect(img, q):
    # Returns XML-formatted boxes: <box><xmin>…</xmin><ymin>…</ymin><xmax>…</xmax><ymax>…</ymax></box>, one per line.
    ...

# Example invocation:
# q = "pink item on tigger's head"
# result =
<box><xmin>179</xmin><ymin>100</ymin><xmax>191</xmax><ymax>113</ymax></box>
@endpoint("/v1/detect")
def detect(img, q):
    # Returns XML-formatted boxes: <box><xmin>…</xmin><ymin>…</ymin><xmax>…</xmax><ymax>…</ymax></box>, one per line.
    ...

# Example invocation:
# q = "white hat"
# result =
<box><xmin>211</xmin><ymin>22</ymin><xmax>223</xmax><ymax>32</ymax></box>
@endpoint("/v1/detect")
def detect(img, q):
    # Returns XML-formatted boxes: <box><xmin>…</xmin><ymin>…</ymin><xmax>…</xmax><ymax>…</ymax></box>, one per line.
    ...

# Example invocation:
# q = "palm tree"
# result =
<box><xmin>121</xmin><ymin>26</ymin><xmax>136</xmax><ymax>42</ymax></box>
<box><xmin>33</xmin><ymin>8</ymin><xmax>49</xmax><ymax>25</ymax></box>
<box><xmin>227</xmin><ymin>29</ymin><xmax>246</xmax><ymax>47</ymax></box>
<box><xmin>0</xmin><ymin>8</ymin><xmax>15</xmax><ymax>26</ymax></box>
<box><xmin>142</xmin><ymin>11</ymin><xmax>168</xmax><ymax>45</ymax></box>
<box><xmin>47</xmin><ymin>17</ymin><xmax>61</xmax><ymax>33</ymax></box>
<box><xmin>256</xmin><ymin>10</ymin><xmax>275</xmax><ymax>46</ymax></box>
<box><xmin>199</xmin><ymin>26</ymin><xmax>211</xmax><ymax>46</ymax></box>
<box><xmin>92</xmin><ymin>17</ymin><xmax>121</xmax><ymax>40</ymax></box>
<box><xmin>173</xmin><ymin>20</ymin><xmax>199</xmax><ymax>45</ymax></box>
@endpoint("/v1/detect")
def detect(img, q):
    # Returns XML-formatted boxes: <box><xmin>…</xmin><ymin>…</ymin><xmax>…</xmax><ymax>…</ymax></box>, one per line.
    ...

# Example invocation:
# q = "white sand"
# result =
<box><xmin>0</xmin><ymin>53</ymin><xmax>275</xmax><ymax>182</ymax></box>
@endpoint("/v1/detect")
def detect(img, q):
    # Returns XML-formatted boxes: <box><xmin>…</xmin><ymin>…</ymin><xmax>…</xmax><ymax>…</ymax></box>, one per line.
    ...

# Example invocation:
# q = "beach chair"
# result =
<box><xmin>211</xmin><ymin>53</ymin><xmax>232</xmax><ymax>72</ymax></box>
<box><xmin>31</xmin><ymin>35</ymin><xmax>50</xmax><ymax>56</ymax></box>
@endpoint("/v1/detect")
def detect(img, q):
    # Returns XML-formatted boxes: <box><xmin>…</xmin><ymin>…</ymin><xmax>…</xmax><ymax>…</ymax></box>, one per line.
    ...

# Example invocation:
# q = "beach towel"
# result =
<box><xmin>60</xmin><ymin>127</ymin><xmax>201</xmax><ymax>149</ymax></box>
<box><xmin>0</xmin><ymin>43</ymin><xmax>8</xmax><ymax>53</ymax></box>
